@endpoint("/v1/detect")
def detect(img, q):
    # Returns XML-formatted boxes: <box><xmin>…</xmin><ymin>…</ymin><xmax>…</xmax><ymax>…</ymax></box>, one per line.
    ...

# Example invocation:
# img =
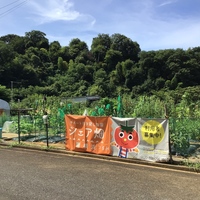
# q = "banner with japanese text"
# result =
<box><xmin>65</xmin><ymin>115</ymin><xmax>112</xmax><ymax>155</ymax></box>
<box><xmin>65</xmin><ymin>115</ymin><xmax>170</xmax><ymax>162</ymax></box>
<box><xmin>111</xmin><ymin>117</ymin><xmax>169</xmax><ymax>162</ymax></box>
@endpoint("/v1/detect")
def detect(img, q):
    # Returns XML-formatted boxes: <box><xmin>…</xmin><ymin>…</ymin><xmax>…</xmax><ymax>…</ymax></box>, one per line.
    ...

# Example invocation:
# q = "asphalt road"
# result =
<box><xmin>0</xmin><ymin>147</ymin><xmax>199</xmax><ymax>200</ymax></box>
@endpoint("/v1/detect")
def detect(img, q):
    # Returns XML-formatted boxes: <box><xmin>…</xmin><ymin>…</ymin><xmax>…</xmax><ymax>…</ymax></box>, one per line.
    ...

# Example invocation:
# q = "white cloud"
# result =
<box><xmin>86</xmin><ymin>0</ymin><xmax>200</xmax><ymax>50</ymax></box>
<box><xmin>28</xmin><ymin>0</ymin><xmax>80</xmax><ymax>23</ymax></box>
<box><xmin>28</xmin><ymin>0</ymin><xmax>95</xmax><ymax>25</ymax></box>
<box><xmin>158</xmin><ymin>0</ymin><xmax>177</xmax><ymax>7</ymax></box>
<box><xmin>0</xmin><ymin>0</ymin><xmax>200</xmax><ymax>50</ymax></box>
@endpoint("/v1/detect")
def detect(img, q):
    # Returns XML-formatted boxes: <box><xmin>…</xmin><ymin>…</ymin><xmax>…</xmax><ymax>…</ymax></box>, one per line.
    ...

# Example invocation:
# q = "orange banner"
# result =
<box><xmin>65</xmin><ymin>115</ymin><xmax>112</xmax><ymax>155</ymax></box>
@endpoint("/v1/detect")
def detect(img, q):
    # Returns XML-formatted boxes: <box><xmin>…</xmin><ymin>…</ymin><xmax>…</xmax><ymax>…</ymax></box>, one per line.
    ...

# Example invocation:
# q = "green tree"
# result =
<box><xmin>38</xmin><ymin>48</ymin><xmax>50</xmax><ymax>63</ymax></box>
<box><xmin>0</xmin><ymin>34</ymin><xmax>26</xmax><ymax>54</ymax></box>
<box><xmin>24</xmin><ymin>30</ymin><xmax>49</xmax><ymax>49</ymax></box>
<box><xmin>0</xmin><ymin>41</ymin><xmax>15</xmax><ymax>85</ymax></box>
<box><xmin>57</xmin><ymin>57</ymin><xmax>68</xmax><ymax>73</ymax></box>
<box><xmin>110</xmin><ymin>33</ymin><xmax>141</xmax><ymax>61</ymax></box>
<box><xmin>0</xmin><ymin>85</ymin><xmax>10</xmax><ymax>101</ymax></box>
<box><xmin>49</xmin><ymin>41</ymin><xmax>61</xmax><ymax>65</ymax></box>
<box><xmin>115</xmin><ymin>62</ymin><xmax>125</xmax><ymax>84</ymax></box>
<box><xmin>22</xmin><ymin>64</ymin><xmax>38</xmax><ymax>87</ymax></box>
<box><xmin>69</xmin><ymin>38</ymin><xmax>88</xmax><ymax>60</ymax></box>
<box><xmin>59</xmin><ymin>46</ymin><xmax>70</xmax><ymax>62</ymax></box>
<box><xmin>104</xmin><ymin>49</ymin><xmax>122</xmax><ymax>72</ymax></box>
<box><xmin>31</xmin><ymin>55</ymin><xmax>42</xmax><ymax>68</ymax></box>
<box><xmin>91</xmin><ymin>34</ymin><xmax>111</xmax><ymax>62</ymax></box>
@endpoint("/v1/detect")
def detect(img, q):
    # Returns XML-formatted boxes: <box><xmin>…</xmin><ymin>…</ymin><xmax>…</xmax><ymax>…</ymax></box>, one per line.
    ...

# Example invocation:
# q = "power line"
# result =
<box><xmin>0</xmin><ymin>0</ymin><xmax>28</xmax><ymax>18</ymax></box>
<box><xmin>0</xmin><ymin>0</ymin><xmax>22</xmax><ymax>10</ymax></box>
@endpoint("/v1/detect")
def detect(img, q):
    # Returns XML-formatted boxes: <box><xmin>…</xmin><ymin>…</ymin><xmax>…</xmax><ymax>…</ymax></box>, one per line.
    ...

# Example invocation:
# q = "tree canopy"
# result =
<box><xmin>0</xmin><ymin>30</ymin><xmax>200</xmax><ymax>102</ymax></box>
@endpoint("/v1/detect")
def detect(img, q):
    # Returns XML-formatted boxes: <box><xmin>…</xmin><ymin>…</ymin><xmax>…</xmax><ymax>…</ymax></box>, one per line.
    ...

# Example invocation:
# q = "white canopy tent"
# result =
<box><xmin>0</xmin><ymin>99</ymin><xmax>11</xmax><ymax>130</ymax></box>
<box><xmin>0</xmin><ymin>99</ymin><xmax>10</xmax><ymax>116</ymax></box>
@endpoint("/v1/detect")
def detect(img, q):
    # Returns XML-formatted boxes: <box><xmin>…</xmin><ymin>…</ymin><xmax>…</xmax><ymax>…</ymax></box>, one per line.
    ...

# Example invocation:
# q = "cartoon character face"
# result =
<box><xmin>114</xmin><ymin>126</ymin><xmax>139</xmax><ymax>149</ymax></box>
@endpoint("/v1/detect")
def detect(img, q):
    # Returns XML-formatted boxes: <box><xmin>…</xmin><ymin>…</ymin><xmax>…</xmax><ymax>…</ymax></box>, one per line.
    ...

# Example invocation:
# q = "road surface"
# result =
<box><xmin>0</xmin><ymin>147</ymin><xmax>199</xmax><ymax>200</ymax></box>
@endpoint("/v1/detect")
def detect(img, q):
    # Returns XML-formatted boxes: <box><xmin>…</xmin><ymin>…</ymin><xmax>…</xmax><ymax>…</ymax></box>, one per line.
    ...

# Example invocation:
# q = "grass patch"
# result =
<box><xmin>183</xmin><ymin>159</ymin><xmax>200</xmax><ymax>172</ymax></box>
<box><xmin>40</xmin><ymin>145</ymin><xmax>57</xmax><ymax>151</ymax></box>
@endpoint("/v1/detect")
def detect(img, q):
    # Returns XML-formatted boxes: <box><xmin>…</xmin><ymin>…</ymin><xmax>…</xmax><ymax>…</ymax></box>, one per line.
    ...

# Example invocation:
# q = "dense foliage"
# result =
<box><xmin>5</xmin><ymin>93</ymin><xmax>200</xmax><ymax>156</ymax></box>
<box><xmin>1</xmin><ymin>30</ymin><xmax>200</xmax><ymax>103</ymax></box>
<box><xmin>1</xmin><ymin>30</ymin><xmax>200</xmax><ymax>155</ymax></box>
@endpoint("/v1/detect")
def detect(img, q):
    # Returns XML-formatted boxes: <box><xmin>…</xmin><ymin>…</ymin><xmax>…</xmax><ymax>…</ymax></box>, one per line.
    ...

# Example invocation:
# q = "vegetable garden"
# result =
<box><xmin>1</xmin><ymin>93</ymin><xmax>200</xmax><ymax>158</ymax></box>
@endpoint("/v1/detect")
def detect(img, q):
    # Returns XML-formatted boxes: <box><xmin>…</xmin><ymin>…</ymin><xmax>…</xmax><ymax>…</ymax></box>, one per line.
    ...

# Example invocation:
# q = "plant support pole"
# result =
<box><xmin>43</xmin><ymin>114</ymin><xmax>49</xmax><ymax>148</ymax></box>
<box><xmin>18</xmin><ymin>109</ymin><xmax>20</xmax><ymax>144</ymax></box>
<box><xmin>46</xmin><ymin>122</ymin><xmax>49</xmax><ymax>147</ymax></box>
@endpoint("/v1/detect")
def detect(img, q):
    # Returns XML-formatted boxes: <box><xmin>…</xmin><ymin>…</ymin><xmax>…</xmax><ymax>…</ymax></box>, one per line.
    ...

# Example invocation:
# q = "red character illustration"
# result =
<box><xmin>113</xmin><ymin>125</ymin><xmax>139</xmax><ymax>158</ymax></box>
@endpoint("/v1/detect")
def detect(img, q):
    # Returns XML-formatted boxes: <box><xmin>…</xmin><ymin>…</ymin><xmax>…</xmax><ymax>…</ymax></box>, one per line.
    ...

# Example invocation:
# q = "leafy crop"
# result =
<box><xmin>7</xmin><ymin>92</ymin><xmax>200</xmax><ymax>157</ymax></box>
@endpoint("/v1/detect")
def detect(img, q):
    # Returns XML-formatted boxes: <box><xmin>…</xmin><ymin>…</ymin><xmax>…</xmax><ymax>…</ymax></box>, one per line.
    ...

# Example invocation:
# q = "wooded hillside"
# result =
<box><xmin>1</xmin><ymin>30</ymin><xmax>200</xmax><ymax>103</ymax></box>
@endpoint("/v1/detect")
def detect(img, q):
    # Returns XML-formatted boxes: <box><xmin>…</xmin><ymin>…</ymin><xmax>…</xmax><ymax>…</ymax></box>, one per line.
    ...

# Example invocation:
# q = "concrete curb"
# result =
<box><xmin>0</xmin><ymin>142</ymin><xmax>199</xmax><ymax>173</ymax></box>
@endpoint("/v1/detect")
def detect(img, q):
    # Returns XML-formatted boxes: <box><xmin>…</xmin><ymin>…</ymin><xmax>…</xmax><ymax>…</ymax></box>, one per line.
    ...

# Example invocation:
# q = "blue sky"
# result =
<box><xmin>0</xmin><ymin>0</ymin><xmax>200</xmax><ymax>51</ymax></box>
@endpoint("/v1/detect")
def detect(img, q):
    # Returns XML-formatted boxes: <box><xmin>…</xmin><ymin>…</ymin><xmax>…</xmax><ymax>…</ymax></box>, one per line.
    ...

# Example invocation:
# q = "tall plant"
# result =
<box><xmin>131</xmin><ymin>95</ymin><xmax>165</xmax><ymax>118</ymax></box>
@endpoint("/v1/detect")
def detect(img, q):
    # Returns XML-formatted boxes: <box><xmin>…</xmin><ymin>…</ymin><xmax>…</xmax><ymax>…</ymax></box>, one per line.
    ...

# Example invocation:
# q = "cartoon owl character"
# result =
<box><xmin>114</xmin><ymin>125</ymin><xmax>139</xmax><ymax>158</ymax></box>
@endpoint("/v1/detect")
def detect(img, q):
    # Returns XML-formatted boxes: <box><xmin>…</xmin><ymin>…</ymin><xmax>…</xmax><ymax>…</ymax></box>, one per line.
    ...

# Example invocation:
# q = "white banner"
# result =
<box><xmin>111</xmin><ymin>117</ymin><xmax>170</xmax><ymax>162</ymax></box>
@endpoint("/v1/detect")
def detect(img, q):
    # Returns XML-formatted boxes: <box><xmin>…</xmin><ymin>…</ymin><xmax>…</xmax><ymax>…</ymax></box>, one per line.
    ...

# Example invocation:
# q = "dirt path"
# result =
<box><xmin>1</xmin><ymin>132</ymin><xmax>65</xmax><ymax>149</ymax></box>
